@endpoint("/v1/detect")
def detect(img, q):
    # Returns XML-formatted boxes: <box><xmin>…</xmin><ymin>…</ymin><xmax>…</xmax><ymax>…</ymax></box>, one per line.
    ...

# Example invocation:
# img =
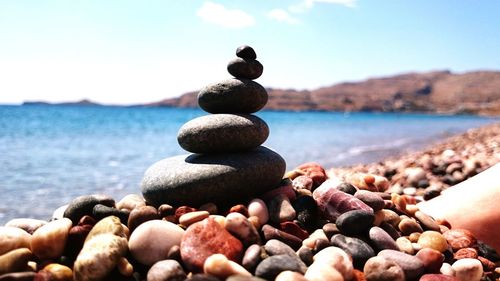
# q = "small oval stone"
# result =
<box><xmin>40</xmin><ymin>263</ymin><xmax>73</xmax><ymax>281</ymax></box>
<box><xmin>198</xmin><ymin>79</ymin><xmax>268</xmax><ymax>114</ymax></box>
<box><xmin>378</xmin><ymin>249</ymin><xmax>425</xmax><ymax>280</ymax></box>
<box><xmin>414</xmin><ymin>211</ymin><xmax>440</xmax><ymax>231</ymax></box>
<box><xmin>116</xmin><ymin>194</ymin><xmax>146</xmax><ymax>211</ymax></box>
<box><xmin>180</xmin><ymin>211</ymin><xmax>210</xmax><ymax>227</ymax></box>
<box><xmin>242</xmin><ymin>244</ymin><xmax>262</xmax><ymax>272</ymax></box>
<box><xmin>297</xmin><ymin>246</ymin><xmax>314</xmax><ymax>266</ymax></box>
<box><xmin>0</xmin><ymin>227</ymin><xmax>31</xmax><ymax>256</ymax></box>
<box><xmin>454</xmin><ymin>247</ymin><xmax>478</xmax><ymax>260</ymax></box>
<box><xmin>416</xmin><ymin>248</ymin><xmax>445</xmax><ymax>273</ymax></box>
<box><xmin>313</xmin><ymin>247</ymin><xmax>353</xmax><ymax>280</ymax></box>
<box><xmin>396</xmin><ymin>237</ymin><xmax>415</xmax><ymax>254</ymax></box>
<box><xmin>127</xmin><ymin>205</ymin><xmax>160</xmax><ymax>232</ymax></box>
<box><xmin>264</xmin><ymin>239</ymin><xmax>296</xmax><ymax>257</ymax></box>
<box><xmin>398</xmin><ymin>218</ymin><xmax>423</xmax><ymax>235</ymax></box>
<box><xmin>363</xmin><ymin>256</ymin><xmax>405</xmax><ymax>281</ymax></box>
<box><xmin>255</xmin><ymin>255</ymin><xmax>307</xmax><ymax>280</ymax></box>
<box><xmin>292</xmin><ymin>195</ymin><xmax>318</xmax><ymax>231</ymax></box>
<box><xmin>261</xmin><ymin>224</ymin><xmax>302</xmax><ymax>250</ymax></box>
<box><xmin>203</xmin><ymin>253</ymin><xmax>251</xmax><ymax>279</ymax></box>
<box><xmin>331</xmin><ymin>234</ymin><xmax>375</xmax><ymax>268</ymax></box>
<box><xmin>368</xmin><ymin>226</ymin><xmax>399</xmax><ymax>251</ymax></box>
<box><xmin>268</xmin><ymin>194</ymin><xmax>296</xmax><ymax>224</ymax></box>
<box><xmin>442</xmin><ymin>229</ymin><xmax>477</xmax><ymax>251</ymax></box>
<box><xmin>181</xmin><ymin>218</ymin><xmax>243</xmax><ymax>273</ymax></box>
<box><xmin>92</xmin><ymin>204</ymin><xmax>129</xmax><ymax>223</ymax></box>
<box><xmin>451</xmin><ymin>258</ymin><xmax>483</xmax><ymax>281</ymax></box>
<box><xmin>355</xmin><ymin>190</ymin><xmax>385</xmax><ymax>211</ymax></box>
<box><xmin>227</xmin><ymin>58</ymin><xmax>263</xmax><ymax>80</ymax></box>
<box><xmin>177</xmin><ymin>114</ymin><xmax>269</xmax><ymax>153</ymax></box>
<box><xmin>129</xmin><ymin>220</ymin><xmax>185</xmax><ymax>266</ymax></box>
<box><xmin>247</xmin><ymin>199</ymin><xmax>269</xmax><ymax>225</ymax></box>
<box><xmin>418</xmin><ymin>231</ymin><xmax>449</xmax><ymax>253</ymax></box>
<box><xmin>31</xmin><ymin>218</ymin><xmax>72</xmax><ymax>259</ymax></box>
<box><xmin>236</xmin><ymin>45</ymin><xmax>257</xmax><ymax>60</ymax></box>
<box><xmin>336</xmin><ymin>210</ymin><xmax>374</xmax><ymax>236</ymax></box>
<box><xmin>225</xmin><ymin>212</ymin><xmax>261</xmax><ymax>246</ymax></box>
<box><xmin>294</xmin><ymin>162</ymin><xmax>327</xmax><ymax>187</ymax></box>
<box><xmin>147</xmin><ymin>259</ymin><xmax>187</xmax><ymax>281</ymax></box>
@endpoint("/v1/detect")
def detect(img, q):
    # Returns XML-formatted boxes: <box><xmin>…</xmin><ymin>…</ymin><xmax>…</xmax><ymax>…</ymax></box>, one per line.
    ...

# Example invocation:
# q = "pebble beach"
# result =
<box><xmin>1</xmin><ymin>46</ymin><xmax>499</xmax><ymax>281</ymax></box>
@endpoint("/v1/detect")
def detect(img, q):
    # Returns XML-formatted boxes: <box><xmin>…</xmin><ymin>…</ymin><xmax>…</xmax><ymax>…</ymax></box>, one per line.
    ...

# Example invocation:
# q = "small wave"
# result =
<box><xmin>334</xmin><ymin>138</ymin><xmax>411</xmax><ymax>161</ymax></box>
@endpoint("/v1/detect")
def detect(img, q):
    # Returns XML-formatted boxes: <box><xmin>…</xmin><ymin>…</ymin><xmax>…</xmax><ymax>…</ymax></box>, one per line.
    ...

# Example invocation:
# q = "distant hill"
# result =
<box><xmin>146</xmin><ymin>70</ymin><xmax>500</xmax><ymax>115</ymax></box>
<box><xmin>23</xmin><ymin>99</ymin><xmax>102</xmax><ymax>106</ymax></box>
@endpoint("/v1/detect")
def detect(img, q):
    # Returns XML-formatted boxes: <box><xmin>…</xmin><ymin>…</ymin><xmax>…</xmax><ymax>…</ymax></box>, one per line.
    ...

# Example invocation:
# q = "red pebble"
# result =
<box><xmin>180</xmin><ymin>217</ymin><xmax>243</xmax><ymax>273</ymax></box>
<box><xmin>453</xmin><ymin>247</ymin><xmax>478</xmax><ymax>260</ymax></box>
<box><xmin>442</xmin><ymin>229</ymin><xmax>477</xmax><ymax>250</ymax></box>
<box><xmin>228</xmin><ymin>204</ymin><xmax>249</xmax><ymax>217</ymax></box>
<box><xmin>279</xmin><ymin>221</ymin><xmax>309</xmax><ymax>240</ymax></box>
<box><xmin>351</xmin><ymin>269</ymin><xmax>367</xmax><ymax>281</ymax></box>
<box><xmin>175</xmin><ymin>206</ymin><xmax>197</xmax><ymax>223</ymax></box>
<box><xmin>416</xmin><ymin>248</ymin><xmax>444</xmax><ymax>273</ymax></box>
<box><xmin>261</xmin><ymin>224</ymin><xmax>302</xmax><ymax>250</ymax></box>
<box><xmin>295</xmin><ymin>162</ymin><xmax>327</xmax><ymax>187</ymax></box>
<box><xmin>478</xmin><ymin>256</ymin><xmax>496</xmax><ymax>272</ymax></box>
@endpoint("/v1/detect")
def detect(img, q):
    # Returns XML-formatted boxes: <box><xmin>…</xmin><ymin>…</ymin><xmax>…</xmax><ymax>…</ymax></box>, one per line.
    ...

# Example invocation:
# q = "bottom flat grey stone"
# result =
<box><xmin>141</xmin><ymin>146</ymin><xmax>286</xmax><ymax>207</ymax></box>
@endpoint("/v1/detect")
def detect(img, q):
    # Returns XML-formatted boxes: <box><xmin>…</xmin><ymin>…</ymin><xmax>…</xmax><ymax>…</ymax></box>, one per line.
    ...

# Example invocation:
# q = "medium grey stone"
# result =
<box><xmin>331</xmin><ymin>234</ymin><xmax>375</xmax><ymax>268</ymax></box>
<box><xmin>63</xmin><ymin>194</ymin><xmax>115</xmax><ymax>224</ymax></box>
<box><xmin>141</xmin><ymin>146</ymin><xmax>285</xmax><ymax>207</ymax></box>
<box><xmin>227</xmin><ymin>58</ymin><xmax>263</xmax><ymax>80</ymax></box>
<box><xmin>378</xmin><ymin>249</ymin><xmax>425</xmax><ymax>280</ymax></box>
<box><xmin>147</xmin><ymin>259</ymin><xmax>187</xmax><ymax>281</ymax></box>
<box><xmin>198</xmin><ymin>78</ymin><xmax>268</xmax><ymax>114</ymax></box>
<box><xmin>177</xmin><ymin>114</ymin><xmax>269</xmax><ymax>153</ymax></box>
<box><xmin>255</xmin><ymin>255</ymin><xmax>307</xmax><ymax>280</ymax></box>
<box><xmin>335</xmin><ymin>210</ymin><xmax>374</xmax><ymax>235</ymax></box>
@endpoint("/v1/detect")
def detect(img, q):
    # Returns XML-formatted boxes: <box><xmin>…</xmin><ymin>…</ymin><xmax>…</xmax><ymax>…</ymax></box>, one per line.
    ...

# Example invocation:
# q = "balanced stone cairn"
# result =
<box><xmin>141</xmin><ymin>45</ymin><xmax>286</xmax><ymax>207</ymax></box>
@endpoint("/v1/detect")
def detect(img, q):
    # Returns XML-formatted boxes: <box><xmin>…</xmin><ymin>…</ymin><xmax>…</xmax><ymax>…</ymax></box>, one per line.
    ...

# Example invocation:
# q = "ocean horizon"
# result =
<box><xmin>0</xmin><ymin>104</ymin><xmax>497</xmax><ymax>223</ymax></box>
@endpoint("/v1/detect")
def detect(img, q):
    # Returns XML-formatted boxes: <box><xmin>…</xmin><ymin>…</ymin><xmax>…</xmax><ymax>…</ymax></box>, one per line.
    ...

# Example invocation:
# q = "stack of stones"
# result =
<box><xmin>141</xmin><ymin>45</ymin><xmax>286</xmax><ymax>207</ymax></box>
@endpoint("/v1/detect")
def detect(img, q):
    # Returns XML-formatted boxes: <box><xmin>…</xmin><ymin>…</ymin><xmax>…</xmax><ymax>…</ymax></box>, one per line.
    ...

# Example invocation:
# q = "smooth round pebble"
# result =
<box><xmin>180</xmin><ymin>211</ymin><xmax>210</xmax><ymax>227</ymax></box>
<box><xmin>129</xmin><ymin>220</ymin><xmax>185</xmax><ymax>266</ymax></box>
<box><xmin>225</xmin><ymin>212</ymin><xmax>261</xmax><ymax>246</ymax></box>
<box><xmin>255</xmin><ymin>255</ymin><xmax>307</xmax><ymax>280</ymax></box>
<box><xmin>396</xmin><ymin>237</ymin><xmax>415</xmax><ymax>254</ymax></box>
<box><xmin>398</xmin><ymin>218</ymin><xmax>423</xmax><ymax>235</ymax></box>
<box><xmin>451</xmin><ymin>258</ymin><xmax>483</xmax><ymax>281</ymax></box>
<box><xmin>31</xmin><ymin>218</ymin><xmax>72</xmax><ymax>259</ymax></box>
<box><xmin>0</xmin><ymin>248</ymin><xmax>33</xmax><ymax>275</ymax></box>
<box><xmin>354</xmin><ymin>190</ymin><xmax>385</xmax><ymax>211</ymax></box>
<box><xmin>127</xmin><ymin>206</ymin><xmax>160</xmax><ymax>232</ymax></box>
<box><xmin>0</xmin><ymin>227</ymin><xmax>32</xmax><ymax>256</ymax></box>
<box><xmin>116</xmin><ymin>194</ymin><xmax>146</xmax><ymax>211</ymax></box>
<box><xmin>40</xmin><ymin>263</ymin><xmax>73</xmax><ymax>281</ymax></box>
<box><xmin>331</xmin><ymin>234</ymin><xmax>375</xmax><ymax>268</ymax></box>
<box><xmin>242</xmin><ymin>244</ymin><xmax>262</xmax><ymax>272</ymax></box>
<box><xmin>147</xmin><ymin>259</ymin><xmax>186</xmax><ymax>281</ymax></box>
<box><xmin>418</xmin><ymin>231</ymin><xmax>449</xmax><ymax>253</ymax></box>
<box><xmin>363</xmin><ymin>256</ymin><xmax>405</xmax><ymax>281</ymax></box>
<box><xmin>63</xmin><ymin>194</ymin><xmax>115</xmax><ymax>224</ymax></box>
<box><xmin>440</xmin><ymin>262</ymin><xmax>455</xmax><ymax>276</ymax></box>
<box><xmin>247</xmin><ymin>199</ymin><xmax>269</xmax><ymax>225</ymax></box>
<box><xmin>264</xmin><ymin>239</ymin><xmax>296</xmax><ymax>257</ymax></box>
<box><xmin>203</xmin><ymin>253</ymin><xmax>251</xmax><ymax>278</ymax></box>
<box><xmin>227</xmin><ymin>58</ymin><xmax>263</xmax><ymax>80</ymax></box>
<box><xmin>414</xmin><ymin>211</ymin><xmax>440</xmax><ymax>231</ymax></box>
<box><xmin>368</xmin><ymin>226</ymin><xmax>399</xmax><ymax>251</ymax></box>
<box><xmin>336</xmin><ymin>210</ymin><xmax>374</xmax><ymax>235</ymax></box>
<box><xmin>236</xmin><ymin>45</ymin><xmax>257</xmax><ymax>60</ymax></box>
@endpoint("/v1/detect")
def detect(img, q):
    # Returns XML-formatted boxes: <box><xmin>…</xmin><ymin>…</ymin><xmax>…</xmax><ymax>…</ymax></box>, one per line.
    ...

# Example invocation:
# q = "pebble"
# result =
<box><xmin>242</xmin><ymin>244</ymin><xmax>262</xmax><ymax>272</ymax></box>
<box><xmin>73</xmin><ymin>232</ymin><xmax>128</xmax><ymax>281</ymax></box>
<box><xmin>313</xmin><ymin>247</ymin><xmax>353</xmax><ymax>280</ymax></box>
<box><xmin>440</xmin><ymin>262</ymin><xmax>455</xmax><ymax>276</ymax></box>
<box><xmin>322</xmin><ymin>223</ymin><xmax>340</xmax><ymax>239</ymax></box>
<box><xmin>84</xmin><ymin>215</ymin><xmax>126</xmax><ymax>241</ymax></box>
<box><xmin>304</xmin><ymin>262</ymin><xmax>343</xmax><ymax>281</ymax></box>
<box><xmin>177</xmin><ymin>114</ymin><xmax>269</xmax><ymax>153</ymax></box>
<box><xmin>181</xmin><ymin>217</ymin><xmax>243</xmax><ymax>273</ymax></box>
<box><xmin>247</xmin><ymin>199</ymin><xmax>269</xmax><ymax>226</ymax></box>
<box><xmin>398</xmin><ymin>218</ymin><xmax>423</xmax><ymax>235</ymax></box>
<box><xmin>264</xmin><ymin>239</ymin><xmax>296</xmax><ymax>257</ymax></box>
<box><xmin>293</xmin><ymin>162</ymin><xmax>327</xmax><ymax>187</ymax></box>
<box><xmin>336</xmin><ymin>182</ymin><xmax>358</xmax><ymax>195</ymax></box>
<box><xmin>92</xmin><ymin>204</ymin><xmax>129</xmax><ymax>223</ymax></box>
<box><xmin>419</xmin><ymin>274</ymin><xmax>460</xmax><ymax>281</ymax></box>
<box><xmin>0</xmin><ymin>272</ymin><xmax>36</xmax><ymax>281</ymax></box>
<box><xmin>141</xmin><ymin>147</ymin><xmax>285</xmax><ymax>207</ymax></box>
<box><xmin>5</xmin><ymin>219</ymin><xmax>47</xmax><ymax>235</ymax></box>
<box><xmin>227</xmin><ymin>58</ymin><xmax>263</xmax><ymax>80</ymax></box>
<box><xmin>416</xmin><ymin>248</ymin><xmax>445</xmax><ymax>273</ymax></box>
<box><xmin>279</xmin><ymin>221</ymin><xmax>309</xmax><ymax>240</ymax></box>
<box><xmin>381</xmin><ymin>209</ymin><xmax>401</xmax><ymax>227</ymax></box>
<box><xmin>127</xmin><ymin>205</ymin><xmax>160</xmax><ymax>232</ymax></box>
<box><xmin>0</xmin><ymin>227</ymin><xmax>31</xmax><ymax>256</ymax></box>
<box><xmin>268</xmin><ymin>194</ymin><xmax>296</xmax><ymax>224</ymax></box>
<box><xmin>31</xmin><ymin>218</ymin><xmax>72</xmax><ymax>259</ymax></box>
<box><xmin>451</xmin><ymin>258</ymin><xmax>483</xmax><ymax>281</ymax></box>
<box><xmin>292</xmin><ymin>195</ymin><xmax>318</xmax><ymax>231</ymax></box>
<box><xmin>396</xmin><ymin>237</ymin><xmax>415</xmax><ymax>254</ymax></box>
<box><xmin>378</xmin><ymin>249</ymin><xmax>425</xmax><ymax>280</ymax></box>
<box><xmin>331</xmin><ymin>234</ymin><xmax>375</xmax><ymax>268</ymax></box>
<box><xmin>405</xmin><ymin>167</ymin><xmax>427</xmax><ymax>185</ymax></box>
<box><xmin>297</xmin><ymin>246</ymin><xmax>314</xmax><ymax>266</ymax></box>
<box><xmin>203</xmin><ymin>253</ymin><xmax>251</xmax><ymax>279</ymax></box>
<box><xmin>199</xmin><ymin>202</ymin><xmax>218</xmax><ymax>215</ymax></box>
<box><xmin>255</xmin><ymin>255</ymin><xmax>307</xmax><ymax>280</ymax></box>
<box><xmin>187</xmin><ymin>273</ymin><xmax>221</xmax><ymax>281</ymax></box>
<box><xmin>380</xmin><ymin>222</ymin><xmax>401</xmax><ymax>240</ymax></box>
<box><xmin>418</xmin><ymin>231</ymin><xmax>449</xmax><ymax>253</ymax></box>
<box><xmin>442</xmin><ymin>229</ymin><xmax>477</xmax><ymax>251</ymax></box>
<box><xmin>40</xmin><ymin>263</ymin><xmax>73</xmax><ymax>281</ymax></box>
<box><xmin>292</xmin><ymin>175</ymin><xmax>314</xmax><ymax>191</ymax></box>
<box><xmin>363</xmin><ymin>256</ymin><xmax>405</xmax><ymax>281</ymax></box>
<box><xmin>198</xmin><ymin>78</ymin><xmax>268</xmax><ymax>114</ymax></box>
<box><xmin>414</xmin><ymin>211</ymin><xmax>441</xmax><ymax>231</ymax></box>
<box><xmin>236</xmin><ymin>45</ymin><xmax>257</xmax><ymax>60</ymax></box>
<box><xmin>454</xmin><ymin>247</ymin><xmax>478</xmax><ymax>260</ymax></box>
<box><xmin>147</xmin><ymin>259</ymin><xmax>187</xmax><ymax>281</ymax></box>
<box><xmin>63</xmin><ymin>194</ymin><xmax>115</xmax><ymax>224</ymax></box>
<box><xmin>313</xmin><ymin>180</ymin><xmax>373</xmax><ymax>221</ymax></box>
<box><xmin>336</xmin><ymin>210</ymin><xmax>375</xmax><ymax>235</ymax></box>
<box><xmin>115</xmin><ymin>194</ymin><xmax>146</xmax><ymax>211</ymax></box>
<box><xmin>0</xmin><ymin>248</ymin><xmax>32</xmax><ymax>275</ymax></box>
<box><xmin>261</xmin><ymin>224</ymin><xmax>302</xmax><ymax>250</ymax></box>
<box><xmin>226</xmin><ymin>276</ymin><xmax>267</xmax><ymax>281</ymax></box>
<box><xmin>180</xmin><ymin>211</ymin><xmax>210</xmax><ymax>227</ymax></box>
<box><xmin>354</xmin><ymin>190</ymin><xmax>385</xmax><ymax>211</ymax></box>
<box><xmin>302</xmin><ymin>229</ymin><xmax>329</xmax><ymax>249</ymax></box>
<box><xmin>368</xmin><ymin>226</ymin><xmax>399</xmax><ymax>251</ymax></box>
<box><xmin>129</xmin><ymin>220</ymin><xmax>185</xmax><ymax>265</ymax></box>
<box><xmin>225</xmin><ymin>212</ymin><xmax>261</xmax><ymax>246</ymax></box>
<box><xmin>275</xmin><ymin>271</ymin><xmax>308</xmax><ymax>281</ymax></box>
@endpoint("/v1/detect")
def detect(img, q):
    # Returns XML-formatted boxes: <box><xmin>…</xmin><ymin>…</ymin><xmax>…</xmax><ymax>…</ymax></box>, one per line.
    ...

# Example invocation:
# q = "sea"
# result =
<box><xmin>0</xmin><ymin>104</ymin><xmax>497</xmax><ymax>223</ymax></box>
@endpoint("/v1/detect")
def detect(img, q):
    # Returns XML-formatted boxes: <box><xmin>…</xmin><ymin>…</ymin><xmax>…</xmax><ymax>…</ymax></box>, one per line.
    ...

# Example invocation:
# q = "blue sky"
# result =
<box><xmin>1</xmin><ymin>0</ymin><xmax>499</xmax><ymax>105</ymax></box>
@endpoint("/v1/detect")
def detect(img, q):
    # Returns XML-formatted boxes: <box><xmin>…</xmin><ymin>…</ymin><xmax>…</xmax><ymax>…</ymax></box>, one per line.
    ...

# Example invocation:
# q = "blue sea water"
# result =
<box><xmin>0</xmin><ymin>105</ymin><xmax>497</xmax><ymax>223</ymax></box>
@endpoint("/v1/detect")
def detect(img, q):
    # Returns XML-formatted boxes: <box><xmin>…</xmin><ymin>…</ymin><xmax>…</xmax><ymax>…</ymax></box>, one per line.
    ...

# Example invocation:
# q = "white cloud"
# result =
<box><xmin>267</xmin><ymin>9</ymin><xmax>300</xmax><ymax>24</ymax></box>
<box><xmin>196</xmin><ymin>1</ymin><xmax>255</xmax><ymax>29</ymax></box>
<box><xmin>289</xmin><ymin>0</ymin><xmax>356</xmax><ymax>13</ymax></box>
<box><xmin>314</xmin><ymin>0</ymin><xmax>357</xmax><ymax>8</ymax></box>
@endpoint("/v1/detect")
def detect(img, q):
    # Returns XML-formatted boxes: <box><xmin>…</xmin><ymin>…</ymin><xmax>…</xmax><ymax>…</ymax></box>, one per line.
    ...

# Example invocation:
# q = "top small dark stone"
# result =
<box><xmin>236</xmin><ymin>45</ymin><xmax>257</xmax><ymax>60</ymax></box>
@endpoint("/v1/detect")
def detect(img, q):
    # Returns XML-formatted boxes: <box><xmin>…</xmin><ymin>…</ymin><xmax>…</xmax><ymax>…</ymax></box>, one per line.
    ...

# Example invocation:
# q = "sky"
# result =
<box><xmin>1</xmin><ymin>0</ymin><xmax>499</xmax><ymax>105</ymax></box>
